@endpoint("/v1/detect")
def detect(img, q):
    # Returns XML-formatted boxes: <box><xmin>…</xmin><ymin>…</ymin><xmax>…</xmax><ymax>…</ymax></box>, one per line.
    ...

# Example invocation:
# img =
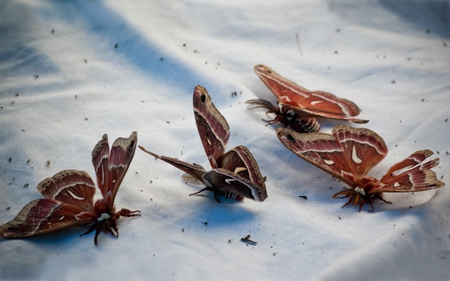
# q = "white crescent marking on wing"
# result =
<box><xmin>310</xmin><ymin>100</ymin><xmax>323</xmax><ymax>105</ymax></box>
<box><xmin>281</xmin><ymin>96</ymin><xmax>292</xmax><ymax>103</ymax></box>
<box><xmin>234</xmin><ymin>167</ymin><xmax>247</xmax><ymax>174</ymax></box>
<box><xmin>391</xmin><ymin>165</ymin><xmax>415</xmax><ymax>176</ymax></box>
<box><xmin>67</xmin><ymin>189</ymin><xmax>85</xmax><ymax>201</ymax></box>
<box><xmin>351</xmin><ymin>145</ymin><xmax>363</xmax><ymax>164</ymax></box>
<box><xmin>324</xmin><ymin>159</ymin><xmax>335</xmax><ymax>165</ymax></box>
<box><xmin>225</xmin><ymin>178</ymin><xmax>236</xmax><ymax>184</ymax></box>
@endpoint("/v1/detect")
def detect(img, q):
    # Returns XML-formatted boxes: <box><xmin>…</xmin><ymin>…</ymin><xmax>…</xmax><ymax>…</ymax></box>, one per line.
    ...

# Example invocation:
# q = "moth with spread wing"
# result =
<box><xmin>277</xmin><ymin>125</ymin><xmax>445</xmax><ymax>211</ymax></box>
<box><xmin>246</xmin><ymin>64</ymin><xmax>368</xmax><ymax>133</ymax></box>
<box><xmin>0</xmin><ymin>132</ymin><xmax>140</xmax><ymax>245</ymax></box>
<box><xmin>140</xmin><ymin>85</ymin><xmax>267</xmax><ymax>203</ymax></box>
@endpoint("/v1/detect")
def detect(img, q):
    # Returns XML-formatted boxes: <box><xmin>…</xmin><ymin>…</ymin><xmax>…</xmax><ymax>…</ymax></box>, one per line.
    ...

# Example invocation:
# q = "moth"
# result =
<box><xmin>139</xmin><ymin>85</ymin><xmax>267</xmax><ymax>203</ymax></box>
<box><xmin>276</xmin><ymin>125</ymin><xmax>445</xmax><ymax>211</ymax></box>
<box><xmin>246</xmin><ymin>64</ymin><xmax>368</xmax><ymax>133</ymax></box>
<box><xmin>0</xmin><ymin>132</ymin><xmax>140</xmax><ymax>245</ymax></box>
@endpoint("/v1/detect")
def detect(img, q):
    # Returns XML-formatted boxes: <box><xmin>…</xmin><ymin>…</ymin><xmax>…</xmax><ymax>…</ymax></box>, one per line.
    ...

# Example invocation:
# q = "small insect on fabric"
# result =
<box><xmin>0</xmin><ymin>132</ymin><xmax>140</xmax><ymax>245</ymax></box>
<box><xmin>246</xmin><ymin>64</ymin><xmax>368</xmax><ymax>133</ymax></box>
<box><xmin>276</xmin><ymin>125</ymin><xmax>445</xmax><ymax>211</ymax></box>
<box><xmin>140</xmin><ymin>85</ymin><xmax>267</xmax><ymax>203</ymax></box>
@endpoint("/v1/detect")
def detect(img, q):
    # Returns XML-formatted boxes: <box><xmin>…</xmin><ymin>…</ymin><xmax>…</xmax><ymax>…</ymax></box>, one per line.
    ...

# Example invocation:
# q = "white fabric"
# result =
<box><xmin>0</xmin><ymin>1</ymin><xmax>449</xmax><ymax>280</ymax></box>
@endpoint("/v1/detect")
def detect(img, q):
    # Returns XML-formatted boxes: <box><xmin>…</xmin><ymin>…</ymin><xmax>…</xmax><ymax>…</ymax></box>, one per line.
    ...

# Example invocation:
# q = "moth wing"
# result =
<box><xmin>181</xmin><ymin>173</ymin><xmax>205</xmax><ymax>186</ymax></box>
<box><xmin>104</xmin><ymin>132</ymin><xmax>138</xmax><ymax>208</ymax></box>
<box><xmin>37</xmin><ymin>170</ymin><xmax>96</xmax><ymax>211</ymax></box>
<box><xmin>276</xmin><ymin>127</ymin><xmax>356</xmax><ymax>186</ymax></box>
<box><xmin>221</xmin><ymin>145</ymin><xmax>266</xmax><ymax>189</ymax></box>
<box><xmin>91</xmin><ymin>133</ymin><xmax>111</xmax><ymax>202</ymax></box>
<box><xmin>203</xmin><ymin>168</ymin><xmax>267</xmax><ymax>202</ymax></box>
<box><xmin>0</xmin><ymin>199</ymin><xmax>96</xmax><ymax>238</ymax></box>
<box><xmin>375</xmin><ymin>149</ymin><xmax>445</xmax><ymax>193</ymax></box>
<box><xmin>332</xmin><ymin>125</ymin><xmax>388</xmax><ymax>177</ymax></box>
<box><xmin>193</xmin><ymin>85</ymin><xmax>230</xmax><ymax>169</ymax></box>
<box><xmin>254</xmin><ymin>64</ymin><xmax>368</xmax><ymax>123</ymax></box>
<box><xmin>281</xmin><ymin>91</ymin><xmax>367</xmax><ymax>123</ymax></box>
<box><xmin>139</xmin><ymin>145</ymin><xmax>207</xmax><ymax>184</ymax></box>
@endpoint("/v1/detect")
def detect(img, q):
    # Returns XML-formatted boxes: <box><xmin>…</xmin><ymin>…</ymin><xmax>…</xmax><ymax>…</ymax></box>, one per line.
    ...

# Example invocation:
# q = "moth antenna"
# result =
<box><xmin>138</xmin><ymin>145</ymin><xmax>161</xmax><ymax>159</ymax></box>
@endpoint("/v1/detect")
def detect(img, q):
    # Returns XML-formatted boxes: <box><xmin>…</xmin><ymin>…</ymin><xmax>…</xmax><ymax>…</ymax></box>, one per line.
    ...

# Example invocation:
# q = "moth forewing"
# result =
<box><xmin>193</xmin><ymin>85</ymin><xmax>230</xmax><ymax>169</ymax></box>
<box><xmin>276</xmin><ymin>127</ymin><xmax>354</xmax><ymax>186</ymax></box>
<box><xmin>0</xmin><ymin>199</ymin><xmax>96</xmax><ymax>238</ymax></box>
<box><xmin>331</xmin><ymin>125</ymin><xmax>388</xmax><ymax>177</ymax></box>
<box><xmin>91</xmin><ymin>133</ymin><xmax>110</xmax><ymax>200</ymax></box>
<box><xmin>106</xmin><ymin>131</ymin><xmax>138</xmax><ymax>208</ymax></box>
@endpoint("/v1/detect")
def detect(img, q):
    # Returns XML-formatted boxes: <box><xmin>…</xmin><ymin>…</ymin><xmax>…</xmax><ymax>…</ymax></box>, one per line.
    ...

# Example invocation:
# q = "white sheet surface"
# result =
<box><xmin>1</xmin><ymin>1</ymin><xmax>449</xmax><ymax>280</ymax></box>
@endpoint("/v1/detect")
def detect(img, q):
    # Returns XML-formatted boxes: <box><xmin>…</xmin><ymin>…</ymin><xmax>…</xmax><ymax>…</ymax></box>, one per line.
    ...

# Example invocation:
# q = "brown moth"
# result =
<box><xmin>246</xmin><ymin>64</ymin><xmax>368</xmax><ymax>133</ymax></box>
<box><xmin>0</xmin><ymin>132</ymin><xmax>140</xmax><ymax>245</ymax></box>
<box><xmin>140</xmin><ymin>85</ymin><xmax>267</xmax><ymax>203</ymax></box>
<box><xmin>277</xmin><ymin>125</ymin><xmax>445</xmax><ymax>211</ymax></box>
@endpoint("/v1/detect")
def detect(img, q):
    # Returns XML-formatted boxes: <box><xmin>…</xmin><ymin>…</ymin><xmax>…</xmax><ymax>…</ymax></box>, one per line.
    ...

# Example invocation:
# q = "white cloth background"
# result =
<box><xmin>0</xmin><ymin>1</ymin><xmax>449</xmax><ymax>280</ymax></box>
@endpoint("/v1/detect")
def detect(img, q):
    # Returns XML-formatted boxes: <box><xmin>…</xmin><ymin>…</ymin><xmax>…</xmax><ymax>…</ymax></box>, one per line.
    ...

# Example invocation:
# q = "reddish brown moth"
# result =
<box><xmin>140</xmin><ymin>85</ymin><xmax>267</xmax><ymax>203</ymax></box>
<box><xmin>277</xmin><ymin>125</ymin><xmax>445</xmax><ymax>211</ymax></box>
<box><xmin>246</xmin><ymin>64</ymin><xmax>368</xmax><ymax>133</ymax></box>
<box><xmin>0</xmin><ymin>132</ymin><xmax>140</xmax><ymax>245</ymax></box>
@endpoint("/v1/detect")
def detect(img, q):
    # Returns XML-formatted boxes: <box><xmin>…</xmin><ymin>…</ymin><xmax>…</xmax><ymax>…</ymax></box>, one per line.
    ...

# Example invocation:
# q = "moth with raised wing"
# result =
<box><xmin>140</xmin><ymin>85</ymin><xmax>267</xmax><ymax>203</ymax></box>
<box><xmin>0</xmin><ymin>132</ymin><xmax>140</xmax><ymax>245</ymax></box>
<box><xmin>277</xmin><ymin>125</ymin><xmax>445</xmax><ymax>211</ymax></box>
<box><xmin>246</xmin><ymin>64</ymin><xmax>368</xmax><ymax>133</ymax></box>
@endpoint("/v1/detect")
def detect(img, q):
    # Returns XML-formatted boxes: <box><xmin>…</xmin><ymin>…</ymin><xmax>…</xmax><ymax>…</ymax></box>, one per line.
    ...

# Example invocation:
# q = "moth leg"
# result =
<box><xmin>80</xmin><ymin>223</ymin><xmax>97</xmax><ymax>237</ymax></box>
<box><xmin>213</xmin><ymin>192</ymin><xmax>222</xmax><ymax>203</ymax></box>
<box><xmin>80</xmin><ymin>221</ymin><xmax>107</xmax><ymax>246</ymax></box>
<box><xmin>374</xmin><ymin>193</ymin><xmax>391</xmax><ymax>204</ymax></box>
<box><xmin>361</xmin><ymin>200</ymin><xmax>374</xmax><ymax>213</ymax></box>
<box><xmin>340</xmin><ymin>196</ymin><xmax>353</xmax><ymax>209</ymax></box>
<box><xmin>90</xmin><ymin>220</ymin><xmax>113</xmax><ymax>245</ymax></box>
<box><xmin>117</xmin><ymin>208</ymin><xmax>141</xmax><ymax>218</ymax></box>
